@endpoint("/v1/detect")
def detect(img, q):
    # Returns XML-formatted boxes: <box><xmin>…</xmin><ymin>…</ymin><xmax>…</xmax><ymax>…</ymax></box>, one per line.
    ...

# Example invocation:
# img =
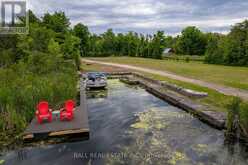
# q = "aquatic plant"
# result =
<box><xmin>168</xmin><ymin>151</ymin><xmax>187</xmax><ymax>165</ymax></box>
<box><xmin>131</xmin><ymin>109</ymin><xmax>169</xmax><ymax>131</ymax></box>
<box><xmin>106</xmin><ymin>109</ymin><xmax>192</xmax><ymax>165</ymax></box>
<box><xmin>226</xmin><ymin>98</ymin><xmax>240</xmax><ymax>142</ymax></box>
<box><xmin>0</xmin><ymin>159</ymin><xmax>5</xmax><ymax>164</ymax></box>
<box><xmin>239</xmin><ymin>103</ymin><xmax>248</xmax><ymax>138</ymax></box>
<box><xmin>226</xmin><ymin>97</ymin><xmax>248</xmax><ymax>142</ymax></box>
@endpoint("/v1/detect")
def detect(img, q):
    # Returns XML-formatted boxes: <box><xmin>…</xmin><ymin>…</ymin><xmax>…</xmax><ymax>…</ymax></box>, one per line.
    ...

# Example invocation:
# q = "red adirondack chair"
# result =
<box><xmin>60</xmin><ymin>100</ymin><xmax>75</xmax><ymax>121</ymax></box>
<box><xmin>36</xmin><ymin>101</ymin><xmax>52</xmax><ymax>124</ymax></box>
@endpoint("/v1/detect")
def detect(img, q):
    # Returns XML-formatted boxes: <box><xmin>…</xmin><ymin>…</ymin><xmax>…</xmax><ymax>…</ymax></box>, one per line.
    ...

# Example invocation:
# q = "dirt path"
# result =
<box><xmin>82</xmin><ymin>59</ymin><xmax>248</xmax><ymax>101</ymax></box>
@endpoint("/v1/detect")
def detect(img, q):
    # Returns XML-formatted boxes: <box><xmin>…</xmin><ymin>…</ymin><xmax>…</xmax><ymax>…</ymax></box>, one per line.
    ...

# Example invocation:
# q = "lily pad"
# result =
<box><xmin>0</xmin><ymin>160</ymin><xmax>5</xmax><ymax>164</ymax></box>
<box><xmin>168</xmin><ymin>151</ymin><xmax>186</xmax><ymax>165</ymax></box>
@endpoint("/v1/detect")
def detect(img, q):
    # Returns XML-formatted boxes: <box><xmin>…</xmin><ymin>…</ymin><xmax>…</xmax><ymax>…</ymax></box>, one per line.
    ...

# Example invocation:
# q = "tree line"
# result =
<box><xmin>1</xmin><ymin>10</ymin><xmax>248</xmax><ymax>68</ymax></box>
<box><xmin>0</xmin><ymin>11</ymin><xmax>248</xmax><ymax>66</ymax></box>
<box><xmin>74</xmin><ymin>19</ymin><xmax>248</xmax><ymax>66</ymax></box>
<box><xmin>75</xmin><ymin>26</ymin><xmax>166</xmax><ymax>59</ymax></box>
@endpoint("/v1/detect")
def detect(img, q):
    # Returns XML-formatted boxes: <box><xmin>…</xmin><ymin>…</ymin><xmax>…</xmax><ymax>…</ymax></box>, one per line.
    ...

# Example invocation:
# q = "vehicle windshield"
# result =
<box><xmin>88</xmin><ymin>72</ymin><xmax>105</xmax><ymax>78</ymax></box>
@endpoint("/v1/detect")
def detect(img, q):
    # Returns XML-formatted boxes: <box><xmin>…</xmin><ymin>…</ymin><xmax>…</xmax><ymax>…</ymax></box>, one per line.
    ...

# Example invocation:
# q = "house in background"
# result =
<box><xmin>162</xmin><ymin>48</ymin><xmax>174</xmax><ymax>56</ymax></box>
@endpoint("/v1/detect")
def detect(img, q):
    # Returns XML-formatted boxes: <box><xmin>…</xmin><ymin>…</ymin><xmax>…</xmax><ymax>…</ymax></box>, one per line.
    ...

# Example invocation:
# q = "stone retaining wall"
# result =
<box><xmin>132</xmin><ymin>72</ymin><xmax>208</xmax><ymax>98</ymax></box>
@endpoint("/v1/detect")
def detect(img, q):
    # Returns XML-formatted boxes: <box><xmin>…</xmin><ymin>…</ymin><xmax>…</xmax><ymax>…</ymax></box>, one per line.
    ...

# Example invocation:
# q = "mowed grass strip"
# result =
<box><xmin>140</xmin><ymin>72</ymin><xmax>235</xmax><ymax>112</ymax></box>
<box><xmin>88</xmin><ymin>57</ymin><xmax>248</xmax><ymax>90</ymax></box>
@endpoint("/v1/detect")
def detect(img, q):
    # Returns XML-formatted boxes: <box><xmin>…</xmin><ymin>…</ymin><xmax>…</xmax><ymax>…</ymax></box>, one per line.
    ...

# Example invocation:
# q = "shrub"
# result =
<box><xmin>185</xmin><ymin>57</ymin><xmax>190</xmax><ymax>63</ymax></box>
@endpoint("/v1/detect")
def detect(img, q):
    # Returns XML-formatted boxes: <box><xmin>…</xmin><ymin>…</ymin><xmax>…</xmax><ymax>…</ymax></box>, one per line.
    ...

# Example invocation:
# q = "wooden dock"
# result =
<box><xmin>23</xmin><ymin>79</ymin><xmax>89</xmax><ymax>141</ymax></box>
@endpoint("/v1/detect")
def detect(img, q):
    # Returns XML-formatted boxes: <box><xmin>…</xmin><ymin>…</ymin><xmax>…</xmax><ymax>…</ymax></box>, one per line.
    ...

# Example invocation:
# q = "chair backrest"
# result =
<box><xmin>65</xmin><ymin>100</ymin><xmax>75</xmax><ymax>112</ymax></box>
<box><xmin>37</xmin><ymin>101</ymin><xmax>49</xmax><ymax>115</ymax></box>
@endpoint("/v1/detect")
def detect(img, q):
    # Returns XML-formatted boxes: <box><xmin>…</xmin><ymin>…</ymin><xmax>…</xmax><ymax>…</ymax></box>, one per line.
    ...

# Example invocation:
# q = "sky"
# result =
<box><xmin>28</xmin><ymin>0</ymin><xmax>248</xmax><ymax>35</ymax></box>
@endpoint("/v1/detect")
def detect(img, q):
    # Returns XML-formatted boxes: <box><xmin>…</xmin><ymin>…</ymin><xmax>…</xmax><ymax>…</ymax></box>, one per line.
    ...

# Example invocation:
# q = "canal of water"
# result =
<box><xmin>1</xmin><ymin>79</ymin><xmax>248</xmax><ymax>165</ymax></box>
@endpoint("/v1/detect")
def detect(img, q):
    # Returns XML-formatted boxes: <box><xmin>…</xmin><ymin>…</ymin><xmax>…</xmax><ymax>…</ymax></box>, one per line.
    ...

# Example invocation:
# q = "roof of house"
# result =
<box><xmin>163</xmin><ymin>48</ymin><xmax>172</xmax><ymax>54</ymax></box>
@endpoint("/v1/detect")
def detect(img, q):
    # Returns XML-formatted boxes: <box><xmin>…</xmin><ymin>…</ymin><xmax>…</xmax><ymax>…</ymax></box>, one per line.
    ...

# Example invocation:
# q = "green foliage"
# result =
<box><xmin>48</xmin><ymin>38</ymin><xmax>61</xmax><ymax>55</ymax></box>
<box><xmin>28</xmin><ymin>10</ymin><xmax>41</xmax><ymax>24</ymax></box>
<box><xmin>61</xmin><ymin>34</ymin><xmax>80</xmax><ymax>59</ymax></box>
<box><xmin>42</xmin><ymin>11</ymin><xmax>70</xmax><ymax>34</ymax></box>
<box><xmin>87</xmin><ymin>30</ymin><xmax>166</xmax><ymax>59</ymax></box>
<box><xmin>0</xmin><ymin>10</ymin><xmax>78</xmax><ymax>148</ymax></box>
<box><xmin>73</xmin><ymin>23</ymin><xmax>90</xmax><ymax>56</ymax></box>
<box><xmin>0</xmin><ymin>52</ymin><xmax>77</xmax><ymax>147</ymax></box>
<box><xmin>205</xmin><ymin>20</ymin><xmax>248</xmax><ymax>66</ymax></box>
<box><xmin>240</xmin><ymin>103</ymin><xmax>248</xmax><ymax>134</ymax></box>
<box><xmin>101</xmin><ymin>29</ymin><xmax>117</xmax><ymax>56</ymax></box>
<box><xmin>0</xmin><ymin>35</ymin><xmax>19</xmax><ymax>64</ymax></box>
<box><xmin>151</xmin><ymin>31</ymin><xmax>166</xmax><ymax>59</ymax></box>
<box><xmin>227</xmin><ymin>98</ymin><xmax>241</xmax><ymax>132</ymax></box>
<box><xmin>185</xmin><ymin>57</ymin><xmax>190</xmax><ymax>63</ymax></box>
<box><xmin>29</xmin><ymin>24</ymin><xmax>56</xmax><ymax>52</ymax></box>
<box><xmin>205</xmin><ymin>33</ymin><xmax>219</xmax><ymax>61</ymax></box>
<box><xmin>42</xmin><ymin>11</ymin><xmax>70</xmax><ymax>45</ymax></box>
<box><xmin>0</xmin><ymin>49</ymin><xmax>15</xmax><ymax>68</ymax></box>
<box><xmin>164</xmin><ymin>36</ymin><xmax>175</xmax><ymax>48</ymax></box>
<box><xmin>175</xmin><ymin>26</ymin><xmax>206</xmax><ymax>55</ymax></box>
<box><xmin>30</xmin><ymin>12</ymin><xmax>248</xmax><ymax>65</ymax></box>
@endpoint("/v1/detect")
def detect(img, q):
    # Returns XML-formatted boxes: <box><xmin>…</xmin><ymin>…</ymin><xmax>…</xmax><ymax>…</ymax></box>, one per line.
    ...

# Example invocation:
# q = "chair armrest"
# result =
<box><xmin>49</xmin><ymin>109</ymin><xmax>53</xmax><ymax>112</ymax></box>
<box><xmin>35</xmin><ymin>110</ymin><xmax>39</xmax><ymax>115</ymax></box>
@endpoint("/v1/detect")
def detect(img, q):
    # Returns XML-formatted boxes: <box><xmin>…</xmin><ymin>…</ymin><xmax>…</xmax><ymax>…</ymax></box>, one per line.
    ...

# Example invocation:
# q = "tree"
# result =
<box><xmin>125</xmin><ymin>32</ymin><xmax>139</xmax><ymax>56</ymax></box>
<box><xmin>115</xmin><ymin>33</ymin><xmax>126</xmax><ymax>56</ymax></box>
<box><xmin>175</xmin><ymin>26</ymin><xmax>206</xmax><ymax>55</ymax></box>
<box><xmin>151</xmin><ymin>31</ymin><xmax>166</xmax><ymax>59</ymax></box>
<box><xmin>204</xmin><ymin>20</ymin><xmax>248</xmax><ymax>66</ymax></box>
<box><xmin>88</xmin><ymin>34</ymin><xmax>102</xmax><ymax>56</ymax></box>
<box><xmin>42</xmin><ymin>12</ymin><xmax>70</xmax><ymax>45</ymax></box>
<box><xmin>42</xmin><ymin>12</ymin><xmax>70</xmax><ymax>34</ymax></box>
<box><xmin>101</xmin><ymin>29</ymin><xmax>116</xmax><ymax>56</ymax></box>
<box><xmin>73</xmin><ymin>23</ymin><xmax>90</xmax><ymax>56</ymax></box>
<box><xmin>29</xmin><ymin>24</ymin><xmax>55</xmax><ymax>52</ymax></box>
<box><xmin>61</xmin><ymin>34</ymin><xmax>80</xmax><ymax>59</ymax></box>
<box><xmin>224</xmin><ymin>20</ymin><xmax>248</xmax><ymax>65</ymax></box>
<box><xmin>48</xmin><ymin>38</ymin><xmax>61</xmax><ymax>55</ymax></box>
<box><xmin>28</xmin><ymin>10</ymin><xmax>41</xmax><ymax>24</ymax></box>
<box><xmin>164</xmin><ymin>36</ymin><xmax>174</xmax><ymax>48</ymax></box>
<box><xmin>204</xmin><ymin>33</ymin><xmax>225</xmax><ymax>64</ymax></box>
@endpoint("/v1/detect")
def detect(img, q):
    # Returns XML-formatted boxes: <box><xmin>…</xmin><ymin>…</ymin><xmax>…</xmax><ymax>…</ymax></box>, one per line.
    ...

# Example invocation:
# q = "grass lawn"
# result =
<box><xmin>163</xmin><ymin>54</ymin><xmax>205</xmax><ymax>62</ymax></box>
<box><xmin>87</xmin><ymin>57</ymin><xmax>248</xmax><ymax>90</ymax></box>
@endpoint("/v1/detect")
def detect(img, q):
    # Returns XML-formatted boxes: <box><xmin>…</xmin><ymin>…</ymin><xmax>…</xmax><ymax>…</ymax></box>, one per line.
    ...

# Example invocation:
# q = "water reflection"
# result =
<box><xmin>86</xmin><ymin>89</ymin><xmax>108</xmax><ymax>99</ymax></box>
<box><xmin>1</xmin><ymin>80</ymin><xmax>248</xmax><ymax>165</ymax></box>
